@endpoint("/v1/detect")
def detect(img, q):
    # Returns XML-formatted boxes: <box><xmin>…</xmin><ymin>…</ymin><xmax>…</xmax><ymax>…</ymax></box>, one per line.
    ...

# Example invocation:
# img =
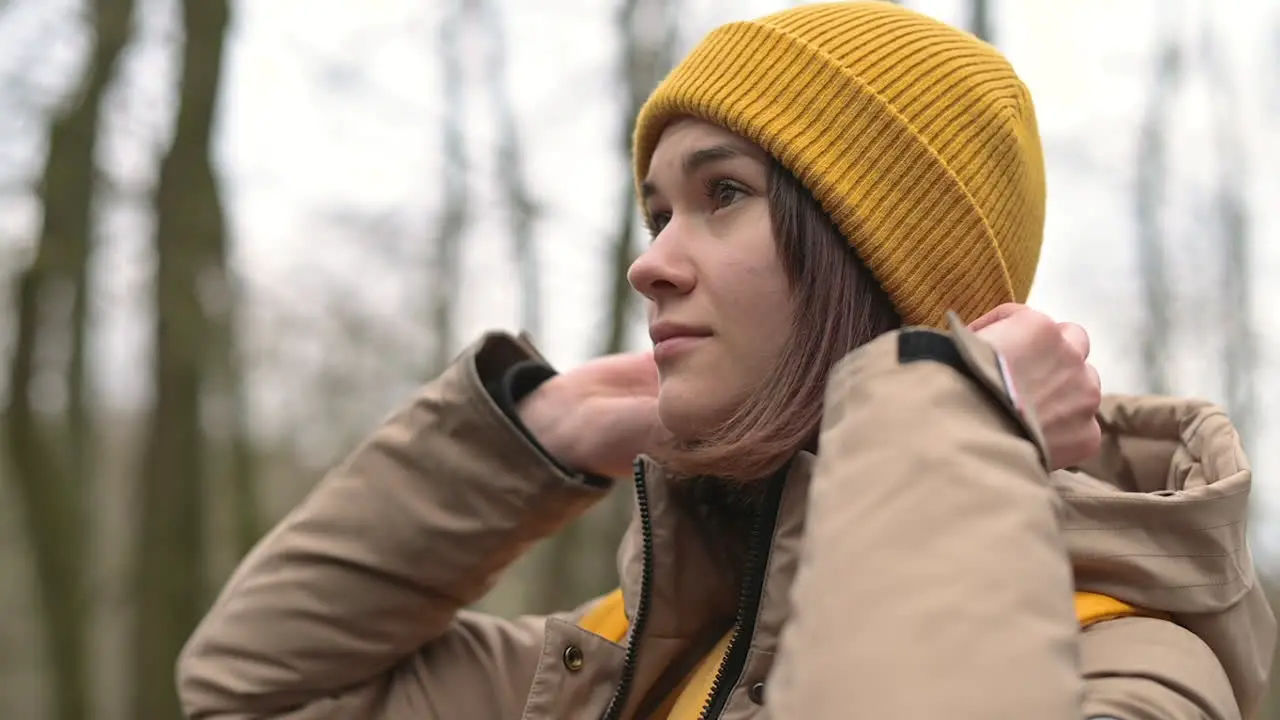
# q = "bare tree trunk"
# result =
<box><xmin>1200</xmin><ymin>25</ymin><xmax>1255</xmax><ymax>455</ymax></box>
<box><xmin>478</xmin><ymin>0</ymin><xmax>540</xmax><ymax>338</ymax></box>
<box><xmin>1134</xmin><ymin>27</ymin><xmax>1182</xmax><ymax>396</ymax></box>
<box><xmin>968</xmin><ymin>0</ymin><xmax>995</xmax><ymax>44</ymax></box>
<box><xmin>226</xmin><ymin>351</ymin><xmax>260</xmax><ymax>556</ymax></box>
<box><xmin>2</xmin><ymin>1</ymin><xmax>133</xmax><ymax>717</ymax></box>
<box><xmin>131</xmin><ymin>0</ymin><xmax>230</xmax><ymax>716</ymax></box>
<box><xmin>427</xmin><ymin>0</ymin><xmax>469</xmax><ymax>375</ymax></box>
<box><xmin>602</xmin><ymin>195</ymin><xmax>638</xmax><ymax>354</ymax></box>
<box><xmin>6</xmin><ymin>274</ymin><xmax>87</xmax><ymax>720</ymax></box>
<box><xmin>601</xmin><ymin>0</ymin><xmax>676</xmax><ymax>356</ymax></box>
<box><xmin>206</xmin><ymin>247</ymin><xmax>259</xmax><ymax>558</ymax></box>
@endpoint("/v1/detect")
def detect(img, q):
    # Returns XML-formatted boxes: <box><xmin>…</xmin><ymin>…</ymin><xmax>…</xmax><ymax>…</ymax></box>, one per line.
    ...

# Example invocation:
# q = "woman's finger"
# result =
<box><xmin>1058</xmin><ymin>322</ymin><xmax>1090</xmax><ymax>360</ymax></box>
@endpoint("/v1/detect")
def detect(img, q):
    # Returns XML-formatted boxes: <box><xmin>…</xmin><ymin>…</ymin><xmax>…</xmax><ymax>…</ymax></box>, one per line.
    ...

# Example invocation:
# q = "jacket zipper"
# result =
<box><xmin>599</xmin><ymin>457</ymin><xmax>654</xmax><ymax>720</ymax></box>
<box><xmin>697</xmin><ymin>469</ymin><xmax>787</xmax><ymax>720</ymax></box>
<box><xmin>600</xmin><ymin>462</ymin><xmax>787</xmax><ymax>720</ymax></box>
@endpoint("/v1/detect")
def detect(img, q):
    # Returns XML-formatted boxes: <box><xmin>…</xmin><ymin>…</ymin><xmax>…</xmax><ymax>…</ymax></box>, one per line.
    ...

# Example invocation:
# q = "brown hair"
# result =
<box><xmin>658</xmin><ymin>160</ymin><xmax>901</xmax><ymax>481</ymax></box>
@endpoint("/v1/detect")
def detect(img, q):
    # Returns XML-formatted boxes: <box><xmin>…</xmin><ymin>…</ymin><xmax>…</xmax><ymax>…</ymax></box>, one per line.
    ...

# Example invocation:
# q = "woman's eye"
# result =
<box><xmin>710</xmin><ymin>180</ymin><xmax>745</xmax><ymax>208</ymax></box>
<box><xmin>646</xmin><ymin>212</ymin><xmax>670</xmax><ymax>236</ymax></box>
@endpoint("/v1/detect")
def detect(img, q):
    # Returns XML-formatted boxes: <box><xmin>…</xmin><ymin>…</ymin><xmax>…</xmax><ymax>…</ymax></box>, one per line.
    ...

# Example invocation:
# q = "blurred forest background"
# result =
<box><xmin>1</xmin><ymin>0</ymin><xmax>1278</xmax><ymax>718</ymax></box>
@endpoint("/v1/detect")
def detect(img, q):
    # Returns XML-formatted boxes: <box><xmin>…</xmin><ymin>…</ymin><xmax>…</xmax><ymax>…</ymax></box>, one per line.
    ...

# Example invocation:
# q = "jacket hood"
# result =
<box><xmin>1058</xmin><ymin>394</ymin><xmax>1275</xmax><ymax>716</ymax></box>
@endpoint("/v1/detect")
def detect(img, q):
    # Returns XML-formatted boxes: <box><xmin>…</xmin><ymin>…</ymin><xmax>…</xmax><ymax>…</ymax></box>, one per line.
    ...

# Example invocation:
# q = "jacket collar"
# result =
<box><xmin>615</xmin><ymin>453</ymin><xmax>815</xmax><ymax>644</ymax></box>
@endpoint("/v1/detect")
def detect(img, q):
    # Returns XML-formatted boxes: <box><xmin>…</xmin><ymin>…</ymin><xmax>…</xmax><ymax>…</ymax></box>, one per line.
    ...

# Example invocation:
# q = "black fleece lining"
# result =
<box><xmin>897</xmin><ymin>330</ymin><xmax>969</xmax><ymax>374</ymax></box>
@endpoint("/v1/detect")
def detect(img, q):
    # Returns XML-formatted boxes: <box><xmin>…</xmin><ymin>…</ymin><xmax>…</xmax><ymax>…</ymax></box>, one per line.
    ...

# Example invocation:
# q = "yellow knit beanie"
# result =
<box><xmin>633</xmin><ymin>1</ymin><xmax>1046</xmax><ymax>328</ymax></box>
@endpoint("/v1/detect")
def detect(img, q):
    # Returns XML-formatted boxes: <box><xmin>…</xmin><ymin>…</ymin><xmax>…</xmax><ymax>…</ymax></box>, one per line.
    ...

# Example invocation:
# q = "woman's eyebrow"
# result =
<box><xmin>681</xmin><ymin>144</ymin><xmax>744</xmax><ymax>175</ymax></box>
<box><xmin>641</xmin><ymin>143</ymin><xmax>752</xmax><ymax>200</ymax></box>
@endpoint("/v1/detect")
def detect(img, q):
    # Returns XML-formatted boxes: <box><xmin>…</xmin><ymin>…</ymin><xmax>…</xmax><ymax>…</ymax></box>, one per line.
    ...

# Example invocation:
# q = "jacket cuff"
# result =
<box><xmin>839</xmin><ymin>312</ymin><xmax>1050</xmax><ymax>472</ymax></box>
<box><xmin>944</xmin><ymin>311</ymin><xmax>1052</xmax><ymax>470</ymax></box>
<box><xmin>483</xmin><ymin>357</ymin><xmax>612</xmax><ymax>489</ymax></box>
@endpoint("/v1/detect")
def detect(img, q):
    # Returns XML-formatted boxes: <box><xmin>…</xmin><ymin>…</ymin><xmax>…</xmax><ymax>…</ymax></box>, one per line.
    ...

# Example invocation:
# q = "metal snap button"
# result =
<box><xmin>748</xmin><ymin>681</ymin><xmax>765</xmax><ymax>704</ymax></box>
<box><xmin>562</xmin><ymin>644</ymin><xmax>585</xmax><ymax>672</ymax></box>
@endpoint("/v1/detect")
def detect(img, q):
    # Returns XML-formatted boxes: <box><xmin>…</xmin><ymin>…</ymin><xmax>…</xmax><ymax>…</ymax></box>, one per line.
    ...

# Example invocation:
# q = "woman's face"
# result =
<box><xmin>628</xmin><ymin>119</ymin><xmax>794</xmax><ymax>440</ymax></box>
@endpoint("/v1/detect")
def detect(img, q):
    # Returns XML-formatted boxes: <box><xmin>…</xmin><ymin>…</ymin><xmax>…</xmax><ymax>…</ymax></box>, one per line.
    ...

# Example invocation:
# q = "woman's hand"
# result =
<box><xmin>516</xmin><ymin>351</ymin><xmax>669</xmax><ymax>480</ymax></box>
<box><xmin>970</xmin><ymin>304</ymin><xmax>1103</xmax><ymax>470</ymax></box>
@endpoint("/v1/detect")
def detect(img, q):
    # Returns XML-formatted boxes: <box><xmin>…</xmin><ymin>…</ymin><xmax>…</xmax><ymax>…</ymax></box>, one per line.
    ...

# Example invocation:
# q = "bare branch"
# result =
<box><xmin>1200</xmin><ymin>20</ymin><xmax>1256</xmax><ymax>454</ymax></box>
<box><xmin>477</xmin><ymin>0</ymin><xmax>541</xmax><ymax>337</ymax></box>
<box><xmin>969</xmin><ymin>0</ymin><xmax>995</xmax><ymax>45</ymax></box>
<box><xmin>426</xmin><ymin>0</ymin><xmax>470</xmax><ymax>375</ymax></box>
<box><xmin>1134</xmin><ymin>18</ymin><xmax>1182</xmax><ymax>395</ymax></box>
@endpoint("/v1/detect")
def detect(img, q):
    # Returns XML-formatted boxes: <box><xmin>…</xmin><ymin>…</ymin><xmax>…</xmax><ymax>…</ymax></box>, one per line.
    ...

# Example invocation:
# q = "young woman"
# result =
<box><xmin>177</xmin><ymin>3</ymin><xmax>1274</xmax><ymax>719</ymax></box>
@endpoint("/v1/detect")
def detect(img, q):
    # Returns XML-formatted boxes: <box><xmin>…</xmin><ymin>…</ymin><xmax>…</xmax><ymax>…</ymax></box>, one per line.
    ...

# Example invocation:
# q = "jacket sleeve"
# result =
<box><xmin>763</xmin><ymin>318</ymin><xmax>1236</xmax><ymax>720</ymax></box>
<box><xmin>175</xmin><ymin>332</ymin><xmax>613</xmax><ymax>719</ymax></box>
<box><xmin>1079</xmin><ymin>615</ymin><xmax>1240</xmax><ymax>720</ymax></box>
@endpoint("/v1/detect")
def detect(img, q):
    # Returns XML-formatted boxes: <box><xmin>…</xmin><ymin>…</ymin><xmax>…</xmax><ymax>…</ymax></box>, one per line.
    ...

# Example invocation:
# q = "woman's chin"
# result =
<box><xmin>657</xmin><ymin>386</ymin><xmax>733</xmax><ymax>443</ymax></box>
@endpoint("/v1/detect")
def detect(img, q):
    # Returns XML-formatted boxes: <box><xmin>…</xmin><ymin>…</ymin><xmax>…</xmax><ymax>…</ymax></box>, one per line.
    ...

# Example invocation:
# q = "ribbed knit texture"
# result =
<box><xmin>633</xmin><ymin>2</ymin><xmax>1046</xmax><ymax>328</ymax></box>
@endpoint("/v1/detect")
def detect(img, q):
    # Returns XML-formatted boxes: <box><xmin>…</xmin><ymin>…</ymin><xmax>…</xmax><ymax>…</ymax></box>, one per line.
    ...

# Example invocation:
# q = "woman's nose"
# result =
<box><xmin>627</xmin><ymin>229</ymin><xmax>695</xmax><ymax>300</ymax></box>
